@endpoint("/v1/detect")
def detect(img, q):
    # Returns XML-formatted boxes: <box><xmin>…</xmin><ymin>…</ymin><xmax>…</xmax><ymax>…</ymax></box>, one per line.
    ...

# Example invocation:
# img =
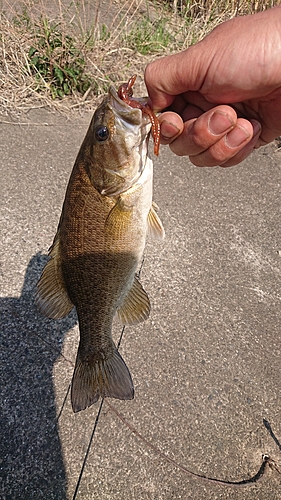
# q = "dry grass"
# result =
<box><xmin>0</xmin><ymin>0</ymin><xmax>279</xmax><ymax>114</ymax></box>
<box><xmin>171</xmin><ymin>0</ymin><xmax>279</xmax><ymax>16</ymax></box>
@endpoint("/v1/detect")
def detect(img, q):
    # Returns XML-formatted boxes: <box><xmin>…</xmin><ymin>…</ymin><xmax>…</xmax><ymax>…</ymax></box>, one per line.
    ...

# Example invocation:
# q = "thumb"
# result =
<box><xmin>144</xmin><ymin>43</ymin><xmax>209</xmax><ymax>112</ymax></box>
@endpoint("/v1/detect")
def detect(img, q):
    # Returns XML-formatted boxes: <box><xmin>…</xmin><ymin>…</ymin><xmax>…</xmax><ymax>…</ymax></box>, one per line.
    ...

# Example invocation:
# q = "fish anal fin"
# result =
<box><xmin>105</xmin><ymin>197</ymin><xmax>134</xmax><ymax>239</ymax></box>
<box><xmin>71</xmin><ymin>349</ymin><xmax>134</xmax><ymax>412</ymax></box>
<box><xmin>35</xmin><ymin>232</ymin><xmax>73</xmax><ymax>319</ymax></box>
<box><xmin>147</xmin><ymin>202</ymin><xmax>165</xmax><ymax>240</ymax></box>
<box><xmin>117</xmin><ymin>275</ymin><xmax>150</xmax><ymax>325</ymax></box>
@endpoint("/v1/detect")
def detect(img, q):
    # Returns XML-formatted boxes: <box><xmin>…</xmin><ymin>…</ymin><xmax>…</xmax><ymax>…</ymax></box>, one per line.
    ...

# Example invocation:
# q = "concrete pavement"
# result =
<box><xmin>1</xmin><ymin>108</ymin><xmax>281</xmax><ymax>499</ymax></box>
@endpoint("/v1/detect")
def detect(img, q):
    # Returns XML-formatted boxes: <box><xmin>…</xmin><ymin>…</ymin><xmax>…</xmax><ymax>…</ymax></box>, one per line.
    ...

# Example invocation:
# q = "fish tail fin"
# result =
<box><xmin>71</xmin><ymin>348</ymin><xmax>134</xmax><ymax>413</ymax></box>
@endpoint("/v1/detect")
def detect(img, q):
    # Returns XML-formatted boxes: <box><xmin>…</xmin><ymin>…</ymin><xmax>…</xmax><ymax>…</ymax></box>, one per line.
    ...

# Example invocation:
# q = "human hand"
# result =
<box><xmin>145</xmin><ymin>6</ymin><xmax>281</xmax><ymax>167</ymax></box>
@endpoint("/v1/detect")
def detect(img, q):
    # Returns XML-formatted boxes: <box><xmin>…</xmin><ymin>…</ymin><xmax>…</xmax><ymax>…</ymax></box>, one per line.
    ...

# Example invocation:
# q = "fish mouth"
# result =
<box><xmin>108</xmin><ymin>86</ymin><xmax>151</xmax><ymax>130</ymax></box>
<box><xmin>96</xmin><ymin>85</ymin><xmax>152</xmax><ymax>198</ymax></box>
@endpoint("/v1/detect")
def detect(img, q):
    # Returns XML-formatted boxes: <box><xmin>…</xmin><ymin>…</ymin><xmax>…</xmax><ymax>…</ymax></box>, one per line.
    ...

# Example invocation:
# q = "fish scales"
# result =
<box><xmin>36</xmin><ymin>79</ymin><xmax>164</xmax><ymax>412</ymax></box>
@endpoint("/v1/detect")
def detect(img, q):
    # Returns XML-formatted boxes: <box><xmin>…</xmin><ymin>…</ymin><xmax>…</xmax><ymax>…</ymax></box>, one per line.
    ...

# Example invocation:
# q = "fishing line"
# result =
<box><xmin>56</xmin><ymin>383</ymin><xmax>71</xmax><ymax>422</ymax></box>
<box><xmin>263</xmin><ymin>418</ymin><xmax>281</xmax><ymax>454</ymax></box>
<box><xmin>58</xmin><ymin>250</ymin><xmax>280</xmax><ymax>494</ymax></box>
<box><xmin>117</xmin><ymin>325</ymin><xmax>126</xmax><ymax>349</ymax></box>
<box><xmin>72</xmin><ymin>399</ymin><xmax>105</xmax><ymax>500</ymax></box>
<box><xmin>71</xmin><ymin>323</ymin><xmax>127</xmax><ymax>499</ymax></box>
<box><xmin>71</xmin><ymin>258</ymin><xmax>144</xmax><ymax>498</ymax></box>
<box><xmin>106</xmin><ymin>401</ymin><xmax>281</xmax><ymax>488</ymax></box>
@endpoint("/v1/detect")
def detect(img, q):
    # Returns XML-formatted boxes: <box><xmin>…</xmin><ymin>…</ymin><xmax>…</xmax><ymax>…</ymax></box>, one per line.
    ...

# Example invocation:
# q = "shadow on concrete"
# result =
<box><xmin>0</xmin><ymin>253</ymin><xmax>77</xmax><ymax>499</ymax></box>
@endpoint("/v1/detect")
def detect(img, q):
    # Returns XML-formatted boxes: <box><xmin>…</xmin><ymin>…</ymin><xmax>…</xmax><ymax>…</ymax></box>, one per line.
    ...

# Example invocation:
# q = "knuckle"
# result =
<box><xmin>190</xmin><ymin>148</ymin><xmax>233</xmax><ymax>167</ymax></box>
<box><xmin>191</xmin><ymin>133</ymin><xmax>207</xmax><ymax>150</ymax></box>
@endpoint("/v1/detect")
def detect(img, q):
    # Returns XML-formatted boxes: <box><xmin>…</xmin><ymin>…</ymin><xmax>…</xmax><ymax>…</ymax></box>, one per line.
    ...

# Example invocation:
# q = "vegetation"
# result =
<box><xmin>27</xmin><ymin>18</ymin><xmax>93</xmax><ymax>99</ymax></box>
<box><xmin>0</xmin><ymin>0</ymin><xmax>279</xmax><ymax>113</ymax></box>
<box><xmin>123</xmin><ymin>16</ymin><xmax>175</xmax><ymax>55</ymax></box>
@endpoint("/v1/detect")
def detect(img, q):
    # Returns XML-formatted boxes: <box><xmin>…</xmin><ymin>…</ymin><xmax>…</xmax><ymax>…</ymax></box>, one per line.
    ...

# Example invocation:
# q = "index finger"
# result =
<box><xmin>144</xmin><ymin>48</ymin><xmax>206</xmax><ymax>111</ymax></box>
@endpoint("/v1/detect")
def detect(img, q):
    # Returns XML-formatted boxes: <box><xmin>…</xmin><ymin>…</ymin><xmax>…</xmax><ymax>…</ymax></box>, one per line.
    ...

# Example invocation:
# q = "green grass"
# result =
<box><xmin>27</xmin><ymin>17</ymin><xmax>92</xmax><ymax>99</ymax></box>
<box><xmin>123</xmin><ymin>15</ymin><xmax>175</xmax><ymax>55</ymax></box>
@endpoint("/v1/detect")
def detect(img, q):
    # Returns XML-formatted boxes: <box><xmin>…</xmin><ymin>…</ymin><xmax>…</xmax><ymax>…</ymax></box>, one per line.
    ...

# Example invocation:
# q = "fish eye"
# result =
<box><xmin>94</xmin><ymin>125</ymin><xmax>110</xmax><ymax>142</ymax></box>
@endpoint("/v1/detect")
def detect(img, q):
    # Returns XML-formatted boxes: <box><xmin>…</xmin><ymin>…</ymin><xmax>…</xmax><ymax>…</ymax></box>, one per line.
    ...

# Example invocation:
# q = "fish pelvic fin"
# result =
<box><xmin>117</xmin><ymin>275</ymin><xmax>150</xmax><ymax>325</ymax></box>
<box><xmin>71</xmin><ymin>349</ymin><xmax>134</xmax><ymax>412</ymax></box>
<box><xmin>147</xmin><ymin>202</ymin><xmax>165</xmax><ymax>240</ymax></box>
<box><xmin>35</xmin><ymin>231</ymin><xmax>73</xmax><ymax>319</ymax></box>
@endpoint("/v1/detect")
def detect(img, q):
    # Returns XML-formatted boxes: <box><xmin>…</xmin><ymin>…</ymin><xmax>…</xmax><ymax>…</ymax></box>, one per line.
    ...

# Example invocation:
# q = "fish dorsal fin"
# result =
<box><xmin>147</xmin><ymin>202</ymin><xmax>165</xmax><ymax>240</ymax></box>
<box><xmin>117</xmin><ymin>275</ymin><xmax>150</xmax><ymax>325</ymax></box>
<box><xmin>35</xmin><ymin>231</ymin><xmax>74</xmax><ymax>319</ymax></box>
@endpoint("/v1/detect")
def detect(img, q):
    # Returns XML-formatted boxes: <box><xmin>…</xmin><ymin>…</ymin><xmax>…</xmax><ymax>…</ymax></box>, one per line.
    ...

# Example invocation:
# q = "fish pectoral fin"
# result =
<box><xmin>35</xmin><ymin>232</ymin><xmax>73</xmax><ymax>319</ymax></box>
<box><xmin>117</xmin><ymin>275</ymin><xmax>150</xmax><ymax>325</ymax></box>
<box><xmin>71</xmin><ymin>348</ymin><xmax>134</xmax><ymax>412</ymax></box>
<box><xmin>105</xmin><ymin>197</ymin><xmax>134</xmax><ymax>239</ymax></box>
<box><xmin>147</xmin><ymin>202</ymin><xmax>165</xmax><ymax>240</ymax></box>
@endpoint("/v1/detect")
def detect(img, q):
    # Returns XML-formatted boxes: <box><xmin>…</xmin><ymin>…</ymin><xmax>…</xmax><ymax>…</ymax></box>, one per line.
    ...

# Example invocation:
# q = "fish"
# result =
<box><xmin>35</xmin><ymin>76</ymin><xmax>165</xmax><ymax>412</ymax></box>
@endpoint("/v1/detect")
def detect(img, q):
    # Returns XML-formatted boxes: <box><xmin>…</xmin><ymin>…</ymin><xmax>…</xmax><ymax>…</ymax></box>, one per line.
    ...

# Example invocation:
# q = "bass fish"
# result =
<box><xmin>36</xmin><ymin>76</ymin><xmax>164</xmax><ymax>412</ymax></box>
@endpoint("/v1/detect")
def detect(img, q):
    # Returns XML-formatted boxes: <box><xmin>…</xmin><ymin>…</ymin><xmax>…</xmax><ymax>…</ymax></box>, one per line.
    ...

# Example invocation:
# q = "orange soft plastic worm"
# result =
<box><xmin>118</xmin><ymin>75</ymin><xmax>160</xmax><ymax>156</ymax></box>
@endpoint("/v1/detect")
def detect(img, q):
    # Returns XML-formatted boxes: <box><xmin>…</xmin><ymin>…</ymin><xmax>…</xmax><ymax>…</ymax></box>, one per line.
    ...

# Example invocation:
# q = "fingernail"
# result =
<box><xmin>226</xmin><ymin>125</ymin><xmax>251</xmax><ymax>148</ymax></box>
<box><xmin>161</xmin><ymin>120</ymin><xmax>181</xmax><ymax>140</ymax></box>
<box><xmin>208</xmin><ymin>110</ymin><xmax>234</xmax><ymax>135</ymax></box>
